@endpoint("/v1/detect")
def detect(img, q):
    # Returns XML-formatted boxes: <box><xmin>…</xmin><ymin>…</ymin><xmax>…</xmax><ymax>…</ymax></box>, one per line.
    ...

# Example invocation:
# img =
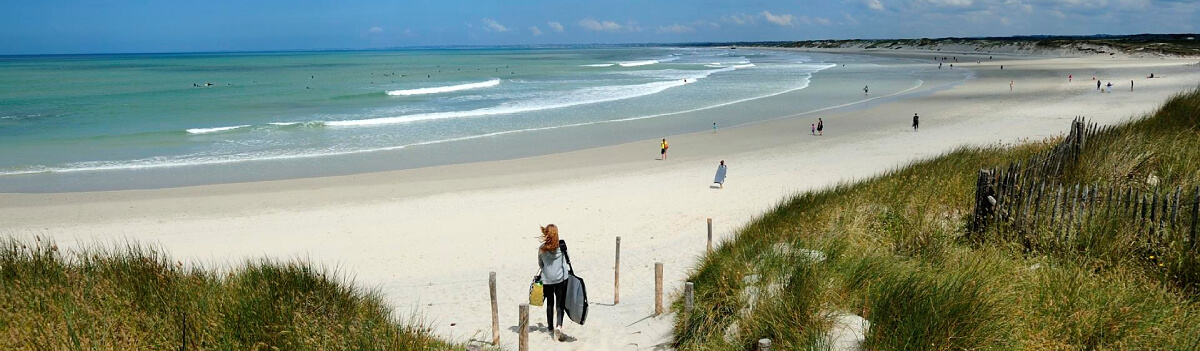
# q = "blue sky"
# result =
<box><xmin>1</xmin><ymin>0</ymin><xmax>1197</xmax><ymax>55</ymax></box>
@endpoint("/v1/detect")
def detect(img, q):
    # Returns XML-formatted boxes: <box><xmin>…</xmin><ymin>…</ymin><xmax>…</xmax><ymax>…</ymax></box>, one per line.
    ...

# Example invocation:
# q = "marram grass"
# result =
<box><xmin>0</xmin><ymin>237</ymin><xmax>462</xmax><ymax>350</ymax></box>
<box><xmin>674</xmin><ymin>87</ymin><xmax>1200</xmax><ymax>350</ymax></box>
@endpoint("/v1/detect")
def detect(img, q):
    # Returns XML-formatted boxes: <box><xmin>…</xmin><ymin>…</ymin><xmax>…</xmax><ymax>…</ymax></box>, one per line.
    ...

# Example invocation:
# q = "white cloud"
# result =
<box><xmin>368</xmin><ymin>26</ymin><xmax>383</xmax><ymax>34</ymax></box>
<box><xmin>761</xmin><ymin>11</ymin><xmax>795</xmax><ymax>26</ymax></box>
<box><xmin>867</xmin><ymin>0</ymin><xmax>886</xmax><ymax>11</ymax></box>
<box><xmin>842</xmin><ymin>13</ymin><xmax>861</xmax><ymax>25</ymax></box>
<box><xmin>810</xmin><ymin>16</ymin><xmax>832</xmax><ymax>25</ymax></box>
<box><xmin>547</xmin><ymin>21</ymin><xmax>565</xmax><ymax>33</ymax></box>
<box><xmin>578</xmin><ymin>18</ymin><xmax>640</xmax><ymax>32</ymax></box>
<box><xmin>928</xmin><ymin>0</ymin><xmax>975</xmax><ymax>7</ymax></box>
<box><xmin>722</xmin><ymin>13</ymin><xmax>758</xmax><ymax>25</ymax></box>
<box><xmin>656</xmin><ymin>24</ymin><xmax>695</xmax><ymax>33</ymax></box>
<box><xmin>530</xmin><ymin>26</ymin><xmax>543</xmax><ymax>36</ymax></box>
<box><xmin>482</xmin><ymin>18</ymin><xmax>508</xmax><ymax>32</ymax></box>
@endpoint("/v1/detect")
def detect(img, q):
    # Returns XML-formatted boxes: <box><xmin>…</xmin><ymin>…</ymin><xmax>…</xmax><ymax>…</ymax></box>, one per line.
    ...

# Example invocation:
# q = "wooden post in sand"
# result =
<box><xmin>707</xmin><ymin>218</ymin><xmax>713</xmax><ymax>254</ymax></box>
<box><xmin>518</xmin><ymin>304</ymin><xmax>529</xmax><ymax>351</ymax></box>
<box><xmin>758</xmin><ymin>338</ymin><xmax>772</xmax><ymax>351</ymax></box>
<box><xmin>614</xmin><ymin>236</ymin><xmax>621</xmax><ymax>305</ymax></box>
<box><xmin>684</xmin><ymin>282</ymin><xmax>694</xmax><ymax>319</ymax></box>
<box><xmin>655</xmin><ymin>262</ymin><xmax>664</xmax><ymax>315</ymax></box>
<box><xmin>489</xmin><ymin>272</ymin><xmax>499</xmax><ymax>345</ymax></box>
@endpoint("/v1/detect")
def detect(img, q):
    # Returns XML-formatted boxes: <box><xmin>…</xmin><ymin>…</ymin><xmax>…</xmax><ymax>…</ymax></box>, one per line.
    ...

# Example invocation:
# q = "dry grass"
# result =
<box><xmin>674</xmin><ymin>88</ymin><xmax>1200</xmax><ymax>350</ymax></box>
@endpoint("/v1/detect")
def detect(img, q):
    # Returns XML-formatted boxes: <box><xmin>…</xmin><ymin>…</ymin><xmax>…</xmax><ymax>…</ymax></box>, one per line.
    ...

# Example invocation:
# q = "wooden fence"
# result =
<box><xmin>969</xmin><ymin>117</ymin><xmax>1200</xmax><ymax>254</ymax></box>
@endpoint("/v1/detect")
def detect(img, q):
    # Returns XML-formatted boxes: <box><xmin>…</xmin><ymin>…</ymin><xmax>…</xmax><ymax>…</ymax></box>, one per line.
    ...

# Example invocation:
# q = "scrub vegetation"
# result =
<box><xmin>673</xmin><ymin>88</ymin><xmax>1200</xmax><ymax>350</ymax></box>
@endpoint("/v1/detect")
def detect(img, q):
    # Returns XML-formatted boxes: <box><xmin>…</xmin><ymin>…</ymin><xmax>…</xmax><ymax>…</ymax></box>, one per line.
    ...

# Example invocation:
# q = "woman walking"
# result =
<box><xmin>713</xmin><ymin>160</ymin><xmax>728</xmax><ymax>189</ymax></box>
<box><xmin>817</xmin><ymin>118</ymin><xmax>824</xmax><ymax>136</ymax></box>
<box><xmin>537</xmin><ymin>224</ymin><xmax>569</xmax><ymax>341</ymax></box>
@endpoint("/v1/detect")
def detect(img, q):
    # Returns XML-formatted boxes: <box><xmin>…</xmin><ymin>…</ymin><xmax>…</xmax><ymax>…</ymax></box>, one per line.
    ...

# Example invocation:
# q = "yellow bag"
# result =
<box><xmin>529</xmin><ymin>276</ymin><xmax>544</xmax><ymax>306</ymax></box>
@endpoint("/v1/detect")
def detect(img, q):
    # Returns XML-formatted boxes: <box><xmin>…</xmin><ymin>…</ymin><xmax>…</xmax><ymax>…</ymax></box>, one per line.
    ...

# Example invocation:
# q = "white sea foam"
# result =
<box><xmin>386</xmin><ymin>78</ymin><xmax>500</xmax><ymax>96</ymax></box>
<box><xmin>326</xmin><ymin>64</ymin><xmax>755</xmax><ymax>127</ymax></box>
<box><xmin>3</xmin><ymin>62</ymin><xmax>942</xmax><ymax>178</ymax></box>
<box><xmin>329</xmin><ymin>79</ymin><xmax>695</xmax><ymax>127</ymax></box>
<box><xmin>618</xmin><ymin>60</ymin><xmax>658</xmax><ymax>67</ymax></box>
<box><xmin>186</xmin><ymin>125</ymin><xmax>251</xmax><ymax>134</ymax></box>
<box><xmin>581</xmin><ymin>63</ymin><xmax>615</xmax><ymax>67</ymax></box>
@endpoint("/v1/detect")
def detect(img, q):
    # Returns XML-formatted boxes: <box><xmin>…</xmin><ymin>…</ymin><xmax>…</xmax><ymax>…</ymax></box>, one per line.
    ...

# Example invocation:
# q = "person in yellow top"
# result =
<box><xmin>660</xmin><ymin>139</ymin><xmax>669</xmax><ymax>160</ymax></box>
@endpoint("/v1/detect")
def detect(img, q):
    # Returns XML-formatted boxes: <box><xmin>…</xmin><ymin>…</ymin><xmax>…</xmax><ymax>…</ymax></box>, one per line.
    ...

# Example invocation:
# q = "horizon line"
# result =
<box><xmin>2</xmin><ymin>32</ymin><xmax>1193</xmax><ymax>57</ymax></box>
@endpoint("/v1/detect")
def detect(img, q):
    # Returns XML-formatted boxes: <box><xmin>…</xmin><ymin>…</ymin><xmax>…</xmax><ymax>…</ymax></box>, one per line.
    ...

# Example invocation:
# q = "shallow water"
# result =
<box><xmin>0</xmin><ymin>47</ymin><xmax>965</xmax><ymax>192</ymax></box>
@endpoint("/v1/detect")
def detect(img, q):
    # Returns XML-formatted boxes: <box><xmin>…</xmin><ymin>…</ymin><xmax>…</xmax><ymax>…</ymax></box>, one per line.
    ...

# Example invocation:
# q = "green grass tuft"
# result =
<box><xmin>0</xmin><ymin>237</ymin><xmax>462</xmax><ymax>350</ymax></box>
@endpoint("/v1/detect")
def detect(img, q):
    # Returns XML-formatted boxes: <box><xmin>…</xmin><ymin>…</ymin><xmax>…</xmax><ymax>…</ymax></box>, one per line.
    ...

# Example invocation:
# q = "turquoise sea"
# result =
<box><xmin>0</xmin><ymin>46</ymin><xmax>962</xmax><ymax>192</ymax></box>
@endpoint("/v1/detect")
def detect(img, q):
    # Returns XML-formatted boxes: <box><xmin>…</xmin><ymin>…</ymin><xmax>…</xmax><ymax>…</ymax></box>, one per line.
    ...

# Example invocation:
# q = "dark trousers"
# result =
<box><xmin>544</xmin><ymin>281</ymin><xmax>567</xmax><ymax>330</ymax></box>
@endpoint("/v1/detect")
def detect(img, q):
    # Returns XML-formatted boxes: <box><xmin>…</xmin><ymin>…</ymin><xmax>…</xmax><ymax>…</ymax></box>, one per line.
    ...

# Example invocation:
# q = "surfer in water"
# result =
<box><xmin>863</xmin><ymin>85</ymin><xmax>869</xmax><ymax>95</ymax></box>
<box><xmin>713</xmin><ymin>161</ymin><xmax>728</xmax><ymax>189</ymax></box>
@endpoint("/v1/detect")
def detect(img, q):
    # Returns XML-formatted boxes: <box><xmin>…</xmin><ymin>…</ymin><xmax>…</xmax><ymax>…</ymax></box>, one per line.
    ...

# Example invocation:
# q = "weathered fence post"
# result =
<box><xmin>655</xmin><ymin>262</ymin><xmax>664</xmax><ymax>315</ymax></box>
<box><xmin>1173</xmin><ymin>186</ymin><xmax>1183</xmax><ymax>229</ymax></box>
<box><xmin>707</xmin><ymin>218</ymin><xmax>713</xmax><ymax>254</ymax></box>
<box><xmin>518</xmin><ymin>303</ymin><xmax>529</xmax><ymax>351</ymax></box>
<box><xmin>684</xmin><ymin>282</ymin><xmax>694</xmax><ymax>319</ymax></box>
<box><xmin>1051</xmin><ymin>185</ymin><xmax>1063</xmax><ymax>245</ymax></box>
<box><xmin>758</xmin><ymin>338</ymin><xmax>772</xmax><ymax>351</ymax></box>
<box><xmin>490</xmin><ymin>272</ymin><xmax>499</xmax><ymax>345</ymax></box>
<box><xmin>1151</xmin><ymin>191</ymin><xmax>1161</xmax><ymax>241</ymax></box>
<box><xmin>1191</xmin><ymin>186</ymin><xmax>1198</xmax><ymax>249</ymax></box>
<box><xmin>614</xmin><ymin>236</ymin><xmax>620</xmax><ymax>305</ymax></box>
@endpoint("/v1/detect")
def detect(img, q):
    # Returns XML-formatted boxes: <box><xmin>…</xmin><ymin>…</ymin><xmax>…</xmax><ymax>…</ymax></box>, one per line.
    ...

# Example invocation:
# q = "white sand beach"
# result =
<box><xmin>3</xmin><ymin>50</ymin><xmax>1198</xmax><ymax>350</ymax></box>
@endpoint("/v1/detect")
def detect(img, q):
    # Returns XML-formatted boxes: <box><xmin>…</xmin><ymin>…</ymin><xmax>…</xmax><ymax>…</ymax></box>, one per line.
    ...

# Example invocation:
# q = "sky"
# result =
<box><xmin>1</xmin><ymin>0</ymin><xmax>1197</xmax><ymax>55</ymax></box>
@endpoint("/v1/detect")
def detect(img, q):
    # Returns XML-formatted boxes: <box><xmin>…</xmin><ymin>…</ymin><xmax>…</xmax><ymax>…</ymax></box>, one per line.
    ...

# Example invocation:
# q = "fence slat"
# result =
<box><xmin>1191</xmin><ymin>186</ymin><xmax>1198</xmax><ymax>250</ymax></box>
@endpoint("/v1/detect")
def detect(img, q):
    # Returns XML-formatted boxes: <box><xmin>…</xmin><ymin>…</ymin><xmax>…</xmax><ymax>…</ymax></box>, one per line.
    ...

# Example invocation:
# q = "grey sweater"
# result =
<box><xmin>538</xmin><ymin>242</ymin><xmax>569</xmax><ymax>285</ymax></box>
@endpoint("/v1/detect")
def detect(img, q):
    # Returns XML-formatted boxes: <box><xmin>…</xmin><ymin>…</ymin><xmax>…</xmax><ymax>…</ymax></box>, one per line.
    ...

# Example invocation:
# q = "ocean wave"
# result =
<box><xmin>186</xmin><ymin>125</ymin><xmax>251</xmax><ymax>134</ymax></box>
<box><xmin>618</xmin><ymin>60</ymin><xmax>658</xmax><ymax>67</ymax></box>
<box><xmin>581</xmin><ymin>63</ymin><xmax>615</xmax><ymax>67</ymax></box>
<box><xmin>0</xmin><ymin>64</ymin><xmax>862</xmax><ymax>177</ymax></box>
<box><xmin>268</xmin><ymin>121</ymin><xmax>326</xmax><ymax>127</ymax></box>
<box><xmin>328</xmin><ymin>79</ymin><xmax>696</xmax><ymax>127</ymax></box>
<box><xmin>326</xmin><ymin>64</ymin><xmax>756</xmax><ymax>127</ymax></box>
<box><xmin>386</xmin><ymin>78</ymin><xmax>500</xmax><ymax>96</ymax></box>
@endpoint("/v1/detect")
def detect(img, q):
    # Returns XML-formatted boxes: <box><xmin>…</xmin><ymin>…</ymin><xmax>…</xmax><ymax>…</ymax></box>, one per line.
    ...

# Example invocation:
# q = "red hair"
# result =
<box><xmin>539</xmin><ymin>224</ymin><xmax>560</xmax><ymax>253</ymax></box>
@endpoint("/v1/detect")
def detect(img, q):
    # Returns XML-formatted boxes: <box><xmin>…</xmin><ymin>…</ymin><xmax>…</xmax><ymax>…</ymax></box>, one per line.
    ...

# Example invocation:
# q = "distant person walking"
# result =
<box><xmin>912</xmin><ymin>113</ymin><xmax>919</xmax><ymax>131</ymax></box>
<box><xmin>1069</xmin><ymin>75</ymin><xmax>1073</xmax><ymax>82</ymax></box>
<box><xmin>1010</xmin><ymin>80</ymin><xmax>1014</xmax><ymax>91</ymax></box>
<box><xmin>817</xmin><ymin>118</ymin><xmax>824</xmax><ymax>136</ymax></box>
<box><xmin>1131</xmin><ymin>80</ymin><xmax>1134</xmax><ymax>91</ymax></box>
<box><xmin>660</xmin><ymin>139</ymin><xmax>669</xmax><ymax>160</ymax></box>
<box><xmin>537</xmin><ymin>225</ymin><xmax>570</xmax><ymax>341</ymax></box>
<box><xmin>1097</xmin><ymin>80</ymin><xmax>1102</xmax><ymax>90</ymax></box>
<box><xmin>811</xmin><ymin>124</ymin><xmax>816</xmax><ymax>135</ymax></box>
<box><xmin>713</xmin><ymin>160</ymin><xmax>728</xmax><ymax>189</ymax></box>
<box><xmin>1106</xmin><ymin>82</ymin><xmax>1112</xmax><ymax>93</ymax></box>
<box><xmin>863</xmin><ymin>85</ymin><xmax>869</xmax><ymax>95</ymax></box>
<box><xmin>712</xmin><ymin>122</ymin><xmax>717</xmax><ymax>133</ymax></box>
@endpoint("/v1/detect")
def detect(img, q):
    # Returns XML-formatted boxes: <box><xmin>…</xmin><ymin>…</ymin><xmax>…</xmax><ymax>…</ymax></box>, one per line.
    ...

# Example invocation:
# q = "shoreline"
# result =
<box><xmin>0</xmin><ymin>49</ymin><xmax>932</xmax><ymax>193</ymax></box>
<box><xmin>3</xmin><ymin>50</ymin><xmax>1199</xmax><ymax>349</ymax></box>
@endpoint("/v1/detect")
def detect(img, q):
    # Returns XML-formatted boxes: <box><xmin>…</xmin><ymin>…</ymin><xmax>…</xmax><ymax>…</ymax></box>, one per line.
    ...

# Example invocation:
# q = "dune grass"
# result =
<box><xmin>0</xmin><ymin>237</ymin><xmax>461</xmax><ymax>350</ymax></box>
<box><xmin>674</xmin><ymin>88</ymin><xmax>1200</xmax><ymax>350</ymax></box>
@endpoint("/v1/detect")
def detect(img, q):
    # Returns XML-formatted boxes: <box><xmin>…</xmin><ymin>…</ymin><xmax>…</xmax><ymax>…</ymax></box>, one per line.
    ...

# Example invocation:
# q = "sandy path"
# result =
<box><xmin>2</xmin><ymin>50</ymin><xmax>1197</xmax><ymax>350</ymax></box>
